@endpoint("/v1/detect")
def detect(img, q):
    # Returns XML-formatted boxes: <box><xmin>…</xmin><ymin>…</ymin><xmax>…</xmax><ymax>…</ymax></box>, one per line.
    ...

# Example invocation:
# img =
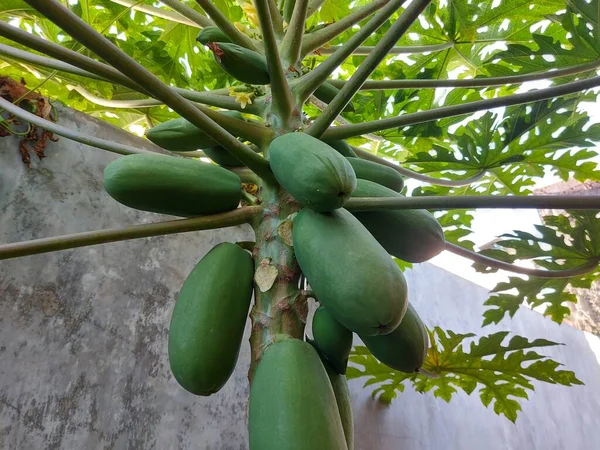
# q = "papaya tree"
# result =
<box><xmin>1</xmin><ymin>0</ymin><xmax>599</xmax><ymax>442</ymax></box>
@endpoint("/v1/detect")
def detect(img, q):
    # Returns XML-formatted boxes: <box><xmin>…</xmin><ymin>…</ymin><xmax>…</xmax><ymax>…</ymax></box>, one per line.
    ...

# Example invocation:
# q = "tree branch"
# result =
<box><xmin>70</xmin><ymin>84</ymin><xmax>263</xmax><ymax>115</ymax></box>
<box><xmin>194</xmin><ymin>0</ymin><xmax>259</xmax><ymax>52</ymax></box>
<box><xmin>23</xmin><ymin>0</ymin><xmax>274</xmax><ymax>181</ymax></box>
<box><xmin>322</xmin><ymin>75</ymin><xmax>600</xmax><ymax>140</ymax></box>
<box><xmin>198</xmin><ymin>104</ymin><xmax>275</xmax><ymax>147</ymax></box>
<box><xmin>280</xmin><ymin>0</ymin><xmax>309</xmax><ymax>67</ymax></box>
<box><xmin>0</xmin><ymin>207</ymin><xmax>262</xmax><ymax>261</ymax></box>
<box><xmin>108</xmin><ymin>0</ymin><xmax>202</xmax><ymax>27</ymax></box>
<box><xmin>160</xmin><ymin>0</ymin><xmax>213</xmax><ymax>28</ymax></box>
<box><xmin>0</xmin><ymin>97</ymin><xmax>171</xmax><ymax>157</ymax></box>
<box><xmin>0</xmin><ymin>42</ymin><xmax>108</xmax><ymax>82</ymax></box>
<box><xmin>352</xmin><ymin>147</ymin><xmax>486</xmax><ymax>187</ymax></box>
<box><xmin>328</xmin><ymin>58</ymin><xmax>600</xmax><ymax>90</ymax></box>
<box><xmin>0</xmin><ymin>23</ymin><xmax>249</xmax><ymax>110</ymax></box>
<box><xmin>268</xmin><ymin>0</ymin><xmax>285</xmax><ymax>39</ymax></box>
<box><xmin>301</xmin><ymin>0</ymin><xmax>391</xmax><ymax>57</ymax></box>
<box><xmin>293</xmin><ymin>0</ymin><xmax>406</xmax><ymax>104</ymax></box>
<box><xmin>306</xmin><ymin>0</ymin><xmax>327</xmax><ymax>18</ymax></box>
<box><xmin>445</xmin><ymin>242</ymin><xmax>600</xmax><ymax>279</ymax></box>
<box><xmin>0</xmin><ymin>21</ymin><xmax>146</xmax><ymax>93</ymax></box>
<box><xmin>318</xmin><ymin>42</ymin><xmax>454</xmax><ymax>55</ymax></box>
<box><xmin>254</xmin><ymin>0</ymin><xmax>295</xmax><ymax>125</ymax></box>
<box><xmin>344</xmin><ymin>195</ymin><xmax>600</xmax><ymax>211</ymax></box>
<box><xmin>306</xmin><ymin>0</ymin><xmax>431</xmax><ymax>137</ymax></box>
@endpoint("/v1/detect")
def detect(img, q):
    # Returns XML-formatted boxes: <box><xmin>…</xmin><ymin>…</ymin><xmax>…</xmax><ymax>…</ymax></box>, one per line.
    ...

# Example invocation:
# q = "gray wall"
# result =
<box><xmin>1</xmin><ymin>106</ymin><xmax>600</xmax><ymax>450</ymax></box>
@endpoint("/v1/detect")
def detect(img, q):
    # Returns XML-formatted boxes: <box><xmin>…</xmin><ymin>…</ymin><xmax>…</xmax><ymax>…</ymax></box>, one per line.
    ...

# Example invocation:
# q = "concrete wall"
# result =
<box><xmin>1</xmin><ymin>106</ymin><xmax>600</xmax><ymax>450</ymax></box>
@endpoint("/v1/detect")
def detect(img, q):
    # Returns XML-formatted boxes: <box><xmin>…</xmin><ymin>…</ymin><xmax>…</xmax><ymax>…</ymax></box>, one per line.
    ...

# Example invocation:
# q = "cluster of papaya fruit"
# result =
<box><xmin>99</xmin><ymin>23</ymin><xmax>446</xmax><ymax>448</ymax></box>
<box><xmin>102</xmin><ymin>111</ymin><xmax>444</xmax><ymax>447</ymax></box>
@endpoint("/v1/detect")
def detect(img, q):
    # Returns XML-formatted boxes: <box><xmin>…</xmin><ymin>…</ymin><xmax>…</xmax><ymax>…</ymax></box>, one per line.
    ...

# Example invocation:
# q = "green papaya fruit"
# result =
<box><xmin>196</xmin><ymin>26</ymin><xmax>232</xmax><ymax>45</ymax></box>
<box><xmin>269</xmin><ymin>133</ymin><xmax>357</xmax><ymax>212</ymax></box>
<box><xmin>293</xmin><ymin>208</ymin><xmax>408</xmax><ymax>336</ymax></box>
<box><xmin>324</xmin><ymin>361</ymin><xmax>354</xmax><ymax>450</ymax></box>
<box><xmin>346</xmin><ymin>157</ymin><xmax>404</xmax><ymax>192</ymax></box>
<box><xmin>146</xmin><ymin>110</ymin><xmax>244</xmax><ymax>151</ymax></box>
<box><xmin>168</xmin><ymin>243</ymin><xmax>254</xmax><ymax>395</ymax></box>
<box><xmin>350</xmin><ymin>179</ymin><xmax>445</xmax><ymax>262</ymax></box>
<box><xmin>103</xmin><ymin>154</ymin><xmax>241</xmax><ymax>216</ymax></box>
<box><xmin>312</xmin><ymin>305</ymin><xmax>353</xmax><ymax>374</ymax></box>
<box><xmin>202</xmin><ymin>146</ymin><xmax>245</xmax><ymax>167</ymax></box>
<box><xmin>249</xmin><ymin>338</ymin><xmax>348</xmax><ymax>450</ymax></box>
<box><xmin>314</xmin><ymin>82</ymin><xmax>355</xmax><ymax>113</ymax></box>
<box><xmin>324</xmin><ymin>140</ymin><xmax>357</xmax><ymax>157</ymax></box>
<box><xmin>360</xmin><ymin>303</ymin><xmax>428</xmax><ymax>373</ymax></box>
<box><xmin>208</xmin><ymin>42</ymin><xmax>270</xmax><ymax>85</ymax></box>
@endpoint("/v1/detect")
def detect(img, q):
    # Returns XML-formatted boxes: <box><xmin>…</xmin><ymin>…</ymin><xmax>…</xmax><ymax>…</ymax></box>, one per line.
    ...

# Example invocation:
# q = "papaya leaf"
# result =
<box><xmin>348</xmin><ymin>327</ymin><xmax>583</xmax><ymax>422</ymax></box>
<box><xmin>476</xmin><ymin>211</ymin><xmax>600</xmax><ymax>325</ymax></box>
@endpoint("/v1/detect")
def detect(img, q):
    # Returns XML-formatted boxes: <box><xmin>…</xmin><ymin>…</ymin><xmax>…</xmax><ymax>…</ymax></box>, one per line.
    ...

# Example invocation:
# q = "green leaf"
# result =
<box><xmin>349</xmin><ymin>327</ymin><xmax>583</xmax><ymax>422</ymax></box>
<box><xmin>478</xmin><ymin>211</ymin><xmax>600</xmax><ymax>324</ymax></box>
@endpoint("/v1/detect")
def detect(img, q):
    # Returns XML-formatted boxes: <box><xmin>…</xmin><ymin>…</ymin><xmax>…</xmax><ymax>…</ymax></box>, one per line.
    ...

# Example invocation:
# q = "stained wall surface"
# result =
<box><xmin>1</xmin><ymin>106</ymin><xmax>599</xmax><ymax>450</ymax></box>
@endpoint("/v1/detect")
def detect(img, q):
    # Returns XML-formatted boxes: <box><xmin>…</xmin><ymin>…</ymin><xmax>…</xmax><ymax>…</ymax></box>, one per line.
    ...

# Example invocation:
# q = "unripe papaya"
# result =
<box><xmin>269</xmin><ymin>133</ymin><xmax>357</xmax><ymax>212</ymax></box>
<box><xmin>146</xmin><ymin>110</ymin><xmax>243</xmax><ymax>151</ymax></box>
<box><xmin>360</xmin><ymin>303</ymin><xmax>428</xmax><ymax>373</ymax></box>
<box><xmin>346</xmin><ymin>157</ymin><xmax>404</xmax><ymax>192</ymax></box>
<box><xmin>314</xmin><ymin>82</ymin><xmax>355</xmax><ymax>113</ymax></box>
<box><xmin>324</xmin><ymin>140</ymin><xmax>357</xmax><ymax>157</ymax></box>
<box><xmin>168</xmin><ymin>243</ymin><xmax>254</xmax><ymax>395</ymax></box>
<box><xmin>312</xmin><ymin>305</ymin><xmax>353</xmax><ymax>374</ymax></box>
<box><xmin>324</xmin><ymin>361</ymin><xmax>354</xmax><ymax>450</ymax></box>
<box><xmin>350</xmin><ymin>179</ymin><xmax>445</xmax><ymax>263</ymax></box>
<box><xmin>202</xmin><ymin>146</ymin><xmax>244</xmax><ymax>167</ymax></box>
<box><xmin>208</xmin><ymin>42</ymin><xmax>270</xmax><ymax>85</ymax></box>
<box><xmin>293</xmin><ymin>208</ymin><xmax>408</xmax><ymax>336</ymax></box>
<box><xmin>196</xmin><ymin>26</ymin><xmax>231</xmax><ymax>45</ymax></box>
<box><xmin>249</xmin><ymin>338</ymin><xmax>348</xmax><ymax>450</ymax></box>
<box><xmin>103</xmin><ymin>154</ymin><xmax>241</xmax><ymax>216</ymax></box>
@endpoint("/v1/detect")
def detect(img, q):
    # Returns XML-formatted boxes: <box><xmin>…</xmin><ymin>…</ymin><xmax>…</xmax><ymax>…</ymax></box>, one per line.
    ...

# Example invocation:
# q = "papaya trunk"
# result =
<box><xmin>249</xmin><ymin>181</ymin><xmax>305</xmax><ymax>379</ymax></box>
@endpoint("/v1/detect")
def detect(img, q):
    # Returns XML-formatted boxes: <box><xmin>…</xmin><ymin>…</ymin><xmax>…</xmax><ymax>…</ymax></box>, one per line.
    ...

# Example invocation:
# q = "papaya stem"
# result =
<box><xmin>254</xmin><ymin>0</ymin><xmax>296</xmax><ymax>127</ymax></box>
<box><xmin>306</xmin><ymin>0</ymin><xmax>327</xmax><ymax>18</ymax></box>
<box><xmin>279</xmin><ymin>0</ymin><xmax>309</xmax><ymax>67</ymax></box>
<box><xmin>292</xmin><ymin>0</ymin><xmax>407</xmax><ymax>105</ymax></box>
<box><xmin>198</xmin><ymin>106</ymin><xmax>275</xmax><ymax>147</ymax></box>
<box><xmin>0</xmin><ymin>21</ymin><xmax>146</xmax><ymax>94</ymax></box>
<box><xmin>444</xmin><ymin>243</ymin><xmax>600</xmax><ymax>279</ymax></box>
<box><xmin>344</xmin><ymin>195</ymin><xmax>600</xmax><ymax>211</ymax></box>
<box><xmin>306</xmin><ymin>0</ymin><xmax>432</xmax><ymax>138</ymax></box>
<box><xmin>300</xmin><ymin>0</ymin><xmax>391</xmax><ymax>57</ymax></box>
<box><xmin>242</xmin><ymin>190</ymin><xmax>260</xmax><ymax>205</ymax></box>
<box><xmin>352</xmin><ymin>147</ymin><xmax>486</xmax><ymax>187</ymax></box>
<box><xmin>319</xmin><ymin>42</ymin><xmax>454</xmax><ymax>56</ymax></box>
<box><xmin>0</xmin><ymin>43</ymin><xmax>108</xmax><ymax>83</ymax></box>
<box><xmin>282</xmin><ymin>0</ymin><xmax>295</xmax><ymax>22</ymax></box>
<box><xmin>193</xmin><ymin>0</ymin><xmax>260</xmax><ymax>52</ymax></box>
<box><xmin>0</xmin><ymin>97</ymin><xmax>173</xmax><ymax>157</ymax></box>
<box><xmin>70</xmin><ymin>84</ymin><xmax>264</xmax><ymax>115</ymax></box>
<box><xmin>249</xmin><ymin>183</ymin><xmax>304</xmax><ymax>379</ymax></box>
<box><xmin>160</xmin><ymin>0</ymin><xmax>214</xmax><ymax>28</ymax></box>
<box><xmin>229</xmin><ymin>167</ymin><xmax>262</xmax><ymax>183</ymax></box>
<box><xmin>268</xmin><ymin>0</ymin><xmax>285</xmax><ymax>39</ymax></box>
<box><xmin>0</xmin><ymin>207</ymin><xmax>263</xmax><ymax>261</ymax></box>
<box><xmin>322</xmin><ymin>75</ymin><xmax>600</xmax><ymax>140</ymax></box>
<box><xmin>328</xmin><ymin>58</ymin><xmax>600</xmax><ymax>89</ymax></box>
<box><xmin>0</xmin><ymin>24</ymin><xmax>249</xmax><ymax>111</ymax></box>
<box><xmin>23</xmin><ymin>0</ymin><xmax>275</xmax><ymax>182</ymax></box>
<box><xmin>108</xmin><ymin>0</ymin><xmax>204</xmax><ymax>27</ymax></box>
